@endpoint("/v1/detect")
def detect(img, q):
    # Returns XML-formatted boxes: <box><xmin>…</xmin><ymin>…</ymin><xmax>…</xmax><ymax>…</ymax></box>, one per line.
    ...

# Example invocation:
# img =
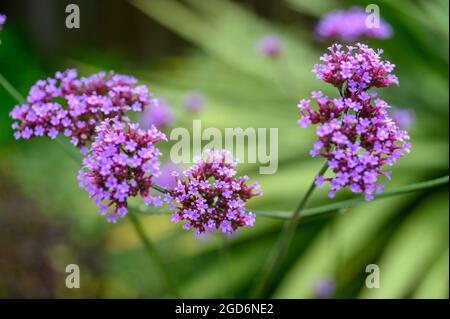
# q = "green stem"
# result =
<box><xmin>55</xmin><ymin>137</ymin><xmax>84</xmax><ymax>162</ymax></box>
<box><xmin>220</xmin><ymin>236</ymin><xmax>234</xmax><ymax>298</ymax></box>
<box><xmin>255</xmin><ymin>175</ymin><xmax>449</xmax><ymax>220</ymax></box>
<box><xmin>128</xmin><ymin>210</ymin><xmax>179</xmax><ymax>297</ymax></box>
<box><xmin>253</xmin><ymin>162</ymin><xmax>328</xmax><ymax>297</ymax></box>
<box><xmin>0</xmin><ymin>73</ymin><xmax>26</xmax><ymax>103</ymax></box>
<box><xmin>151</xmin><ymin>184</ymin><xmax>170</xmax><ymax>194</ymax></box>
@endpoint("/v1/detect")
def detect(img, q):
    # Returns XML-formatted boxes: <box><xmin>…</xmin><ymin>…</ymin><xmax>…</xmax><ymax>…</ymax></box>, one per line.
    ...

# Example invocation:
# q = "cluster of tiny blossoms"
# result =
<box><xmin>298</xmin><ymin>44</ymin><xmax>410</xmax><ymax>200</ymax></box>
<box><xmin>169</xmin><ymin>150</ymin><xmax>262</xmax><ymax>235</ymax></box>
<box><xmin>9</xmin><ymin>68</ymin><xmax>262</xmax><ymax>234</ymax></box>
<box><xmin>78</xmin><ymin>118</ymin><xmax>166</xmax><ymax>223</ymax></box>
<box><xmin>10</xmin><ymin>69</ymin><xmax>153</xmax><ymax>153</ymax></box>
<box><xmin>313</xmin><ymin>43</ymin><xmax>398</xmax><ymax>95</ymax></box>
<box><xmin>316</xmin><ymin>7</ymin><xmax>392</xmax><ymax>41</ymax></box>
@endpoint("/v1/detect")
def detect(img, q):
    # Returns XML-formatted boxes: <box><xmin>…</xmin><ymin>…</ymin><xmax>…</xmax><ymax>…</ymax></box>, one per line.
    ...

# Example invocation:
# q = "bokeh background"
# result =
<box><xmin>0</xmin><ymin>0</ymin><xmax>448</xmax><ymax>298</ymax></box>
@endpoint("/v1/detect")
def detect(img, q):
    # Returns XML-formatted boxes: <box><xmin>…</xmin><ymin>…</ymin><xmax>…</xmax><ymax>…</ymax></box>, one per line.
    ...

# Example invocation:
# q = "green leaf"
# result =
<box><xmin>412</xmin><ymin>249</ymin><xmax>449</xmax><ymax>299</ymax></box>
<box><xmin>359</xmin><ymin>191</ymin><xmax>448</xmax><ymax>298</ymax></box>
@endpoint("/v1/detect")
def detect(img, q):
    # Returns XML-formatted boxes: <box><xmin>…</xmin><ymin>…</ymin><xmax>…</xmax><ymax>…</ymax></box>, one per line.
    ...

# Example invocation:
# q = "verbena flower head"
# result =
<box><xmin>139</xmin><ymin>98</ymin><xmax>174</xmax><ymax>129</ymax></box>
<box><xmin>313</xmin><ymin>43</ymin><xmax>398</xmax><ymax>95</ymax></box>
<box><xmin>10</xmin><ymin>69</ymin><xmax>152</xmax><ymax>153</ymax></box>
<box><xmin>257</xmin><ymin>35</ymin><xmax>282</xmax><ymax>58</ymax></box>
<box><xmin>183</xmin><ymin>91</ymin><xmax>205</xmax><ymax>113</ymax></box>
<box><xmin>0</xmin><ymin>14</ymin><xmax>6</xmax><ymax>31</ymax></box>
<box><xmin>298</xmin><ymin>44</ymin><xmax>410</xmax><ymax>201</ymax></box>
<box><xmin>316</xmin><ymin>7</ymin><xmax>392</xmax><ymax>41</ymax></box>
<box><xmin>169</xmin><ymin>150</ymin><xmax>262</xmax><ymax>236</ymax></box>
<box><xmin>78</xmin><ymin>118</ymin><xmax>166</xmax><ymax>222</ymax></box>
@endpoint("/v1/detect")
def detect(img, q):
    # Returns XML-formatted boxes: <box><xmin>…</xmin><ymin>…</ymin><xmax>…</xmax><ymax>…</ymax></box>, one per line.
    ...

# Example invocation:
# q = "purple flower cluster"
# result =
<box><xmin>316</xmin><ymin>7</ymin><xmax>392</xmax><ymax>41</ymax></box>
<box><xmin>256</xmin><ymin>35</ymin><xmax>282</xmax><ymax>58</ymax></box>
<box><xmin>298</xmin><ymin>44</ymin><xmax>410</xmax><ymax>200</ymax></box>
<box><xmin>78</xmin><ymin>118</ymin><xmax>166</xmax><ymax>222</ymax></box>
<box><xmin>313</xmin><ymin>43</ymin><xmax>398</xmax><ymax>95</ymax></box>
<box><xmin>10</xmin><ymin>69</ymin><xmax>152</xmax><ymax>153</ymax></box>
<box><xmin>10</xmin><ymin>68</ymin><xmax>264</xmax><ymax>233</ymax></box>
<box><xmin>0</xmin><ymin>14</ymin><xmax>6</xmax><ymax>31</ymax></box>
<box><xmin>169</xmin><ymin>150</ymin><xmax>261</xmax><ymax>235</ymax></box>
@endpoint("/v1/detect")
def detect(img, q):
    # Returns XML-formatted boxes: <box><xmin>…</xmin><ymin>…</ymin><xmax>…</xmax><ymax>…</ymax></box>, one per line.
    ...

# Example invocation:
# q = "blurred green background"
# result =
<box><xmin>0</xmin><ymin>0</ymin><xmax>448</xmax><ymax>298</ymax></box>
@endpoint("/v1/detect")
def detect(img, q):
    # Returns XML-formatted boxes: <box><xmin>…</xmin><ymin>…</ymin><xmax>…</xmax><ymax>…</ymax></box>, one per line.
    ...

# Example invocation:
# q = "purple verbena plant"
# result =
<box><xmin>312</xmin><ymin>43</ymin><xmax>398</xmax><ymax>94</ymax></box>
<box><xmin>298</xmin><ymin>43</ymin><xmax>410</xmax><ymax>200</ymax></box>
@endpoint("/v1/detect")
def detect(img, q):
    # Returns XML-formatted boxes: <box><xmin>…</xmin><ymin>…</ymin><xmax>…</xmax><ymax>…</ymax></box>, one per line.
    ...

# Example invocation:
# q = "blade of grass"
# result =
<box><xmin>359</xmin><ymin>192</ymin><xmax>448</xmax><ymax>298</ymax></box>
<box><xmin>253</xmin><ymin>162</ymin><xmax>328</xmax><ymax>297</ymax></box>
